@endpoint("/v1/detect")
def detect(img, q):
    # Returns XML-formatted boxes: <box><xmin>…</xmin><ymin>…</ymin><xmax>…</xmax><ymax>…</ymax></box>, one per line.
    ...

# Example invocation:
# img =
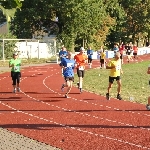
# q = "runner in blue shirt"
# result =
<box><xmin>59</xmin><ymin>46</ymin><xmax>68</xmax><ymax>75</ymax></box>
<box><xmin>59</xmin><ymin>46</ymin><xmax>68</xmax><ymax>61</ymax></box>
<box><xmin>87</xmin><ymin>46</ymin><xmax>93</xmax><ymax>68</ymax></box>
<box><xmin>60</xmin><ymin>51</ymin><xmax>75</xmax><ymax>98</ymax></box>
<box><xmin>113</xmin><ymin>44</ymin><xmax>119</xmax><ymax>55</ymax></box>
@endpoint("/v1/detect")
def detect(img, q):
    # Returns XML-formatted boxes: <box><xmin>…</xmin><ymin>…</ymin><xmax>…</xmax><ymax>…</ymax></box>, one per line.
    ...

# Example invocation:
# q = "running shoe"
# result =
<box><xmin>79</xmin><ymin>88</ymin><xmax>82</xmax><ymax>93</ymax></box>
<box><xmin>77</xmin><ymin>82</ymin><xmax>79</xmax><ymax>89</ymax></box>
<box><xmin>65</xmin><ymin>94</ymin><xmax>70</xmax><ymax>98</ymax></box>
<box><xmin>13</xmin><ymin>89</ymin><xmax>16</xmax><ymax>93</ymax></box>
<box><xmin>17</xmin><ymin>87</ymin><xmax>20</xmax><ymax>92</ymax></box>
<box><xmin>117</xmin><ymin>94</ymin><xmax>122</xmax><ymax>100</ymax></box>
<box><xmin>106</xmin><ymin>93</ymin><xmax>110</xmax><ymax>100</ymax></box>
<box><xmin>61</xmin><ymin>84</ymin><xmax>65</xmax><ymax>91</ymax></box>
<box><xmin>146</xmin><ymin>104</ymin><xmax>150</xmax><ymax>110</ymax></box>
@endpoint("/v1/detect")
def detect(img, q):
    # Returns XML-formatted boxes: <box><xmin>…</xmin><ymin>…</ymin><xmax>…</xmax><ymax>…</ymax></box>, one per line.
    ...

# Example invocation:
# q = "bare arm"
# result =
<box><xmin>9</xmin><ymin>63</ymin><xmax>14</xmax><ymax>68</ymax></box>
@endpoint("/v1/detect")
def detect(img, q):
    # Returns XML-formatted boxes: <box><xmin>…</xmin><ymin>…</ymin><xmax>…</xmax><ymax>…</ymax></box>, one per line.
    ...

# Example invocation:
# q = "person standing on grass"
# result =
<box><xmin>119</xmin><ymin>44</ymin><xmax>124</xmax><ymax>64</ymax></box>
<box><xmin>133</xmin><ymin>44</ymin><xmax>138</xmax><ymax>61</ymax></box>
<box><xmin>125</xmin><ymin>43</ymin><xmax>133</xmax><ymax>63</ymax></box>
<box><xmin>146</xmin><ymin>65</ymin><xmax>150</xmax><ymax>110</ymax></box>
<box><xmin>60</xmin><ymin>51</ymin><xmax>75</xmax><ymax>98</ymax></box>
<box><xmin>98</xmin><ymin>46</ymin><xmax>103</xmax><ymax>68</ymax></box>
<box><xmin>74</xmin><ymin>47</ymin><xmax>88</xmax><ymax>93</ymax></box>
<box><xmin>9</xmin><ymin>52</ymin><xmax>21</xmax><ymax>93</ymax></box>
<box><xmin>87</xmin><ymin>46</ymin><xmax>93</xmax><ymax>68</ymax></box>
<box><xmin>106</xmin><ymin>52</ymin><xmax>123</xmax><ymax>100</ymax></box>
<box><xmin>100</xmin><ymin>49</ymin><xmax>106</xmax><ymax>69</ymax></box>
<box><xmin>59</xmin><ymin>45</ymin><xmax>68</xmax><ymax>75</ymax></box>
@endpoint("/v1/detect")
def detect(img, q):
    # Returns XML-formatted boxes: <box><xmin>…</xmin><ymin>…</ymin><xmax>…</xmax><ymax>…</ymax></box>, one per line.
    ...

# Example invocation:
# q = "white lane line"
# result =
<box><xmin>0</xmin><ymin>68</ymin><xmax>150</xmax><ymax>149</ymax></box>
<box><xmin>0</xmin><ymin>100</ymin><xmax>149</xmax><ymax>150</ymax></box>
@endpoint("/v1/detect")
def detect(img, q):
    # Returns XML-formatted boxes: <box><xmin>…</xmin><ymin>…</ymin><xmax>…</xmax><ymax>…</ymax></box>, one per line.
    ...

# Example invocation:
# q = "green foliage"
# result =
<box><xmin>0</xmin><ymin>33</ymin><xmax>17</xmax><ymax>58</ymax></box>
<box><xmin>0</xmin><ymin>0</ymin><xmax>23</xmax><ymax>33</ymax></box>
<box><xmin>10</xmin><ymin>0</ymin><xmax>58</xmax><ymax>38</ymax></box>
<box><xmin>3</xmin><ymin>0</ymin><xmax>150</xmax><ymax>50</ymax></box>
<box><xmin>56</xmin><ymin>0</ymin><xmax>112</xmax><ymax>50</ymax></box>
<box><xmin>0</xmin><ymin>9</ymin><xmax>6</xmax><ymax>23</ymax></box>
<box><xmin>0</xmin><ymin>0</ymin><xmax>22</xmax><ymax>9</ymax></box>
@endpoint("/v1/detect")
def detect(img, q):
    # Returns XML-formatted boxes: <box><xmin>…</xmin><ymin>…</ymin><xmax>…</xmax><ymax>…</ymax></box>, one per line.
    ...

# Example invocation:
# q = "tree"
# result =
<box><xmin>0</xmin><ymin>9</ymin><xmax>6</xmax><ymax>24</ymax></box>
<box><xmin>121</xmin><ymin>0</ymin><xmax>150</xmax><ymax>44</ymax></box>
<box><xmin>10</xmin><ymin>0</ymin><xmax>59</xmax><ymax>38</ymax></box>
<box><xmin>0</xmin><ymin>0</ymin><xmax>22</xmax><ymax>31</ymax></box>
<box><xmin>10</xmin><ymin>0</ymin><xmax>109</xmax><ymax>50</ymax></box>
<box><xmin>54</xmin><ymin>0</ymin><xmax>112</xmax><ymax>50</ymax></box>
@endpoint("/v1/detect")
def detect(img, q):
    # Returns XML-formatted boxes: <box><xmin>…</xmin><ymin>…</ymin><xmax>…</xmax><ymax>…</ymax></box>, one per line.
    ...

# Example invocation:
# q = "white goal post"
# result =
<box><xmin>0</xmin><ymin>38</ymin><xmax>58</xmax><ymax>63</ymax></box>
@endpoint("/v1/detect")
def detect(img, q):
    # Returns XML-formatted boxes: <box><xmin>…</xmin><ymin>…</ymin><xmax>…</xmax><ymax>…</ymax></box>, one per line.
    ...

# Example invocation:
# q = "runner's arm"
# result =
<box><xmin>9</xmin><ymin>61</ymin><xmax>14</xmax><ymax>68</ymax></box>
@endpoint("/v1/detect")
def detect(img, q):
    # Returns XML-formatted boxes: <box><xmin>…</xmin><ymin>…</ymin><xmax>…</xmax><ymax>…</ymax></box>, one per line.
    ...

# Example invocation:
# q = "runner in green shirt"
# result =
<box><xmin>9</xmin><ymin>52</ymin><xmax>21</xmax><ymax>93</ymax></box>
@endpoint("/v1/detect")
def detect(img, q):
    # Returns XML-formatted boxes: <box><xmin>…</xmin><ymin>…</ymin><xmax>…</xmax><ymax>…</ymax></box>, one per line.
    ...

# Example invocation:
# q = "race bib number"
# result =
<box><xmin>79</xmin><ymin>66</ymin><xmax>84</xmax><ymax>70</ymax></box>
<box><xmin>67</xmin><ymin>63</ymin><xmax>73</xmax><ymax>68</ymax></box>
<box><xmin>14</xmin><ymin>66</ymin><xmax>19</xmax><ymax>70</ymax></box>
<box><xmin>116</xmin><ymin>65</ymin><xmax>121</xmax><ymax>71</ymax></box>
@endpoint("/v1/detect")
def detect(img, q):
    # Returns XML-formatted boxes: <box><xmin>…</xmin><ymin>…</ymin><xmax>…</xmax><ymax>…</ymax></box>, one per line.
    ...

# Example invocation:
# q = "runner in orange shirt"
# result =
<box><xmin>133</xmin><ymin>44</ymin><xmax>138</xmax><ymax>61</ymax></box>
<box><xmin>74</xmin><ymin>47</ymin><xmax>88</xmax><ymax>93</ymax></box>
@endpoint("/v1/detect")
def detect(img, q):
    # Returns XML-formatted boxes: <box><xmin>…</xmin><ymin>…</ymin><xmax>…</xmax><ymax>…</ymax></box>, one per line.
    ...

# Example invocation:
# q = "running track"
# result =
<box><xmin>0</xmin><ymin>54</ymin><xmax>150</xmax><ymax>150</ymax></box>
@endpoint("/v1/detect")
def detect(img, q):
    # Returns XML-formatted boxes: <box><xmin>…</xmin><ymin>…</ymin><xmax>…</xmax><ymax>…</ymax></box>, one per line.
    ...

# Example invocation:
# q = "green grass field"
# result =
<box><xmin>75</xmin><ymin>61</ymin><xmax>150</xmax><ymax>104</ymax></box>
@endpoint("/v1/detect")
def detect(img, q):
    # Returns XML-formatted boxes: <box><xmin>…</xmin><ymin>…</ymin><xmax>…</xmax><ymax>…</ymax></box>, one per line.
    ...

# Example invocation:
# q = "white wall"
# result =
<box><xmin>15</xmin><ymin>41</ymin><xmax>56</xmax><ymax>59</ymax></box>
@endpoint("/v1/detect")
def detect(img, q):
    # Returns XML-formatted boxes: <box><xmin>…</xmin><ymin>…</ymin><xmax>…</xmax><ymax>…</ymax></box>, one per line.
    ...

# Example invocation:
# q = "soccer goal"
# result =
<box><xmin>0</xmin><ymin>38</ymin><xmax>58</xmax><ymax>62</ymax></box>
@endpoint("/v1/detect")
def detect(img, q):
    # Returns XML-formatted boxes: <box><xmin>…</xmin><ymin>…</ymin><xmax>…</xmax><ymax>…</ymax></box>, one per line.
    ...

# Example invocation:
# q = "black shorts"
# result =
<box><xmin>100</xmin><ymin>59</ymin><xmax>104</xmax><ymax>64</ymax></box>
<box><xmin>120</xmin><ymin>54</ymin><xmax>123</xmax><ymax>59</ymax></box>
<box><xmin>88</xmin><ymin>58</ymin><xmax>92</xmax><ymax>63</ymax></box>
<box><xmin>64</xmin><ymin>77</ymin><xmax>74</xmax><ymax>82</ymax></box>
<box><xmin>109</xmin><ymin>76</ymin><xmax>121</xmax><ymax>83</ymax></box>
<box><xmin>11</xmin><ymin>72</ymin><xmax>21</xmax><ymax>85</ymax></box>
<box><xmin>126</xmin><ymin>52</ymin><xmax>131</xmax><ymax>55</ymax></box>
<box><xmin>11</xmin><ymin>71</ymin><xmax>21</xmax><ymax>79</ymax></box>
<box><xmin>133</xmin><ymin>52</ymin><xmax>137</xmax><ymax>56</ymax></box>
<box><xmin>77</xmin><ymin>68</ymin><xmax>85</xmax><ymax>78</ymax></box>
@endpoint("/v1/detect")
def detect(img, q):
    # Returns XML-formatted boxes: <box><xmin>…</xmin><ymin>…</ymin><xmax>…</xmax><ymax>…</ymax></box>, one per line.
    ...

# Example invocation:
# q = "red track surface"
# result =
<box><xmin>0</xmin><ymin>54</ymin><xmax>150</xmax><ymax>150</ymax></box>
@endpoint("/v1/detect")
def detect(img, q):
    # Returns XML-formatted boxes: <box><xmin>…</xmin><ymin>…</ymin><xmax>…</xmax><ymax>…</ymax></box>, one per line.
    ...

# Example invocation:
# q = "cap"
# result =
<box><xmin>13</xmin><ymin>52</ymin><xmax>18</xmax><ymax>55</ymax></box>
<box><xmin>80</xmin><ymin>47</ymin><xmax>85</xmax><ymax>51</ymax></box>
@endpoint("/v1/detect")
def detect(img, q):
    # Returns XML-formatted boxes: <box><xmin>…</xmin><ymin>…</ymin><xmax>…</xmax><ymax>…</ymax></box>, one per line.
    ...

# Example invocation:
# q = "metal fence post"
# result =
<box><xmin>2</xmin><ymin>39</ymin><xmax>5</xmax><ymax>61</ymax></box>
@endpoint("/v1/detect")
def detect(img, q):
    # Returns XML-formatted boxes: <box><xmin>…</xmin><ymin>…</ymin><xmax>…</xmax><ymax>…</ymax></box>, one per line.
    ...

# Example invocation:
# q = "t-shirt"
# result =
<box><xmin>133</xmin><ymin>46</ymin><xmax>138</xmax><ymax>53</ymax></box>
<box><xmin>125</xmin><ymin>46</ymin><xmax>131</xmax><ymax>53</ymax></box>
<box><xmin>113</xmin><ymin>47</ymin><xmax>119</xmax><ymax>53</ymax></box>
<box><xmin>59</xmin><ymin>50</ymin><xmax>68</xmax><ymax>61</ymax></box>
<box><xmin>60</xmin><ymin>58</ymin><xmax>75</xmax><ymax>77</ymax></box>
<box><xmin>107</xmin><ymin>58</ymin><xmax>121</xmax><ymax>77</ymax></box>
<box><xmin>101</xmin><ymin>52</ymin><xmax>106</xmax><ymax>59</ymax></box>
<box><xmin>74</xmin><ymin>54</ymin><xmax>87</xmax><ymax>69</ymax></box>
<box><xmin>119</xmin><ymin>46</ymin><xmax>124</xmax><ymax>54</ymax></box>
<box><xmin>87</xmin><ymin>49</ymin><xmax>93</xmax><ymax>59</ymax></box>
<box><xmin>9</xmin><ymin>58</ymin><xmax>21</xmax><ymax>72</ymax></box>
